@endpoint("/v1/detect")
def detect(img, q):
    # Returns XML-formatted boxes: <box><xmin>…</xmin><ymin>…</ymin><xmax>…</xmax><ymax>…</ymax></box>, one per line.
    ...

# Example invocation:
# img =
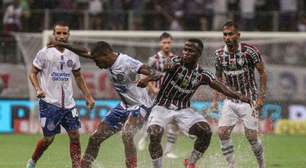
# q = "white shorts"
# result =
<box><xmin>218</xmin><ymin>99</ymin><xmax>258</xmax><ymax>130</ymax></box>
<box><xmin>147</xmin><ymin>105</ymin><xmax>207</xmax><ymax>134</ymax></box>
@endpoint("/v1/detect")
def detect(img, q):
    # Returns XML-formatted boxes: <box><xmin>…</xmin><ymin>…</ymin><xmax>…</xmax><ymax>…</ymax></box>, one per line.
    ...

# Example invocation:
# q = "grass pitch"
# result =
<box><xmin>0</xmin><ymin>133</ymin><xmax>305</xmax><ymax>168</ymax></box>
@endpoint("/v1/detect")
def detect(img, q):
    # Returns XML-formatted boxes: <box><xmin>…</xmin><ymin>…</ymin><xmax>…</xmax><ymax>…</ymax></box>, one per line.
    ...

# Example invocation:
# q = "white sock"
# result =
<box><xmin>152</xmin><ymin>157</ymin><xmax>163</xmax><ymax>168</ymax></box>
<box><xmin>221</xmin><ymin>139</ymin><xmax>235</xmax><ymax>167</ymax></box>
<box><xmin>164</xmin><ymin>127</ymin><xmax>177</xmax><ymax>154</ymax></box>
<box><xmin>250</xmin><ymin>139</ymin><xmax>265</xmax><ymax>168</ymax></box>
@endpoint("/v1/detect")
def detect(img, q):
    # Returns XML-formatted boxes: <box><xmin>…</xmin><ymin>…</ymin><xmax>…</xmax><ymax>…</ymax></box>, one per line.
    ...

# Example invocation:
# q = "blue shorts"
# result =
<box><xmin>103</xmin><ymin>103</ymin><xmax>151</xmax><ymax>131</ymax></box>
<box><xmin>39</xmin><ymin>100</ymin><xmax>80</xmax><ymax>137</ymax></box>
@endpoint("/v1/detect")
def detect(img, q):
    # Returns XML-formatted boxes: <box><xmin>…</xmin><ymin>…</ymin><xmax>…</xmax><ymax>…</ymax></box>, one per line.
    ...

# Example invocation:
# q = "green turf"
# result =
<box><xmin>0</xmin><ymin>133</ymin><xmax>305</xmax><ymax>168</ymax></box>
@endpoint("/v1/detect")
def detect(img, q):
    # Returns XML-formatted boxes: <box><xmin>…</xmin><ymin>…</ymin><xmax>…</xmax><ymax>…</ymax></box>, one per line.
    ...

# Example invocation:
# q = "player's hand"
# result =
<box><xmin>36</xmin><ymin>89</ymin><xmax>46</xmax><ymax>98</ymax></box>
<box><xmin>137</xmin><ymin>78</ymin><xmax>149</xmax><ymax>88</ymax></box>
<box><xmin>86</xmin><ymin>96</ymin><xmax>95</xmax><ymax>111</ymax></box>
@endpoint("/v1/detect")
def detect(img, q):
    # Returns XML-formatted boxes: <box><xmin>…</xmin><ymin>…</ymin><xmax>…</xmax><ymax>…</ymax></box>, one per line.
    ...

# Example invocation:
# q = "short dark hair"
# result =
<box><xmin>160</xmin><ymin>32</ymin><xmax>172</xmax><ymax>41</ymax></box>
<box><xmin>53</xmin><ymin>21</ymin><xmax>69</xmax><ymax>29</ymax></box>
<box><xmin>187</xmin><ymin>38</ymin><xmax>203</xmax><ymax>53</ymax></box>
<box><xmin>53</xmin><ymin>21</ymin><xmax>69</xmax><ymax>31</ymax></box>
<box><xmin>223</xmin><ymin>21</ymin><xmax>239</xmax><ymax>30</ymax></box>
<box><xmin>91</xmin><ymin>41</ymin><xmax>113</xmax><ymax>58</ymax></box>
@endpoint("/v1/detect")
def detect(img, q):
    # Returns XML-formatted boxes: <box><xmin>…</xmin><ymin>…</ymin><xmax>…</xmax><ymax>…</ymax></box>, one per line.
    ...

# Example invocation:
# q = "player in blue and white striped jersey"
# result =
<box><xmin>48</xmin><ymin>40</ymin><xmax>162</xmax><ymax>168</ymax></box>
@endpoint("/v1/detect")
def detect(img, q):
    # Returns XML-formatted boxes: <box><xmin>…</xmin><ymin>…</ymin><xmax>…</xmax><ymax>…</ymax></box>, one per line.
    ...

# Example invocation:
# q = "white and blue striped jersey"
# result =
<box><xmin>33</xmin><ymin>47</ymin><xmax>81</xmax><ymax>109</ymax></box>
<box><xmin>109</xmin><ymin>53</ymin><xmax>153</xmax><ymax>110</ymax></box>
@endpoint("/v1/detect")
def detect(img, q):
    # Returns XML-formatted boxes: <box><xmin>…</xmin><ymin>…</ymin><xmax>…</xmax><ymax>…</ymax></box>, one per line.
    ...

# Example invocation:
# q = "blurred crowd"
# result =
<box><xmin>2</xmin><ymin>0</ymin><xmax>306</xmax><ymax>32</ymax></box>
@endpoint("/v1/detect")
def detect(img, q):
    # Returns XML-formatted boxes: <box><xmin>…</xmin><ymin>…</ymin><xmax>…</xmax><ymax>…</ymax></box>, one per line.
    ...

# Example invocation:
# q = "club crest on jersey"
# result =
<box><xmin>180</xmin><ymin>79</ymin><xmax>189</xmax><ymax>88</ymax></box>
<box><xmin>67</xmin><ymin>59</ymin><xmax>74</xmax><ymax>68</ymax></box>
<box><xmin>113</xmin><ymin>74</ymin><xmax>124</xmax><ymax>82</ymax></box>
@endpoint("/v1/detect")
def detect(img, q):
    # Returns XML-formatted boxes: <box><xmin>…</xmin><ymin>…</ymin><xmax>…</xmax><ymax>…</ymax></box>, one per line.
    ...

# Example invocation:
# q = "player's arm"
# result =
<box><xmin>48</xmin><ymin>40</ymin><xmax>92</xmax><ymax>59</ymax></box>
<box><xmin>72</xmin><ymin>69</ymin><xmax>95</xmax><ymax>110</ymax></box>
<box><xmin>29</xmin><ymin>65</ymin><xmax>45</xmax><ymax>98</ymax></box>
<box><xmin>137</xmin><ymin>65</ymin><xmax>163</xmax><ymax>88</ymax></box>
<box><xmin>211</xmin><ymin>69</ymin><xmax>223</xmax><ymax>109</ymax></box>
<box><xmin>209</xmin><ymin>79</ymin><xmax>250</xmax><ymax>104</ymax></box>
<box><xmin>255</xmin><ymin>62</ymin><xmax>267</xmax><ymax>110</ymax></box>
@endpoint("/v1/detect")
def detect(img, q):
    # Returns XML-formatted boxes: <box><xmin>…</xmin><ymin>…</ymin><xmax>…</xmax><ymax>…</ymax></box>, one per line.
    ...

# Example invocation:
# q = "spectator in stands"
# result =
<box><xmin>298</xmin><ymin>15</ymin><xmax>306</xmax><ymax>32</ymax></box>
<box><xmin>88</xmin><ymin>0</ymin><xmax>103</xmax><ymax>30</ymax></box>
<box><xmin>19</xmin><ymin>0</ymin><xmax>31</xmax><ymax>32</ymax></box>
<box><xmin>3</xmin><ymin>0</ymin><xmax>22</xmax><ymax>32</ymax></box>
<box><xmin>279</xmin><ymin>0</ymin><xmax>298</xmax><ymax>31</ymax></box>
<box><xmin>240</xmin><ymin>0</ymin><xmax>256</xmax><ymax>31</ymax></box>
<box><xmin>213</xmin><ymin>0</ymin><xmax>227</xmax><ymax>30</ymax></box>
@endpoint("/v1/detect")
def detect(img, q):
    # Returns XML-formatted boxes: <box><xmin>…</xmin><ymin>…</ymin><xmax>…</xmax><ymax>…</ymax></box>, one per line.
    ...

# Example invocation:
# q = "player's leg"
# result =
<box><xmin>245</xmin><ymin>128</ymin><xmax>264</xmax><ymax>168</ymax></box>
<box><xmin>62</xmin><ymin>107</ymin><xmax>82</xmax><ymax>168</ymax></box>
<box><xmin>67</xmin><ymin>130</ymin><xmax>81</xmax><ymax>168</ymax></box>
<box><xmin>176</xmin><ymin>108</ymin><xmax>211</xmax><ymax>168</ymax></box>
<box><xmin>147</xmin><ymin>105</ymin><xmax>172</xmax><ymax>168</ymax></box>
<box><xmin>122</xmin><ymin>113</ymin><xmax>139</xmax><ymax>168</ymax></box>
<box><xmin>26</xmin><ymin>100</ymin><xmax>61</xmax><ymax>168</ymax></box>
<box><xmin>164</xmin><ymin>122</ymin><xmax>179</xmax><ymax>158</ymax></box>
<box><xmin>81</xmin><ymin>121</ymin><xmax>115</xmax><ymax>168</ymax></box>
<box><xmin>240</xmin><ymin>103</ymin><xmax>265</xmax><ymax>168</ymax></box>
<box><xmin>81</xmin><ymin>103</ymin><xmax>129</xmax><ymax>168</ymax></box>
<box><xmin>26</xmin><ymin>136</ymin><xmax>55</xmax><ymax>168</ymax></box>
<box><xmin>148</xmin><ymin>124</ymin><xmax>164</xmax><ymax>168</ymax></box>
<box><xmin>218</xmin><ymin>100</ymin><xmax>238</xmax><ymax>168</ymax></box>
<box><xmin>218</xmin><ymin>126</ymin><xmax>235</xmax><ymax>168</ymax></box>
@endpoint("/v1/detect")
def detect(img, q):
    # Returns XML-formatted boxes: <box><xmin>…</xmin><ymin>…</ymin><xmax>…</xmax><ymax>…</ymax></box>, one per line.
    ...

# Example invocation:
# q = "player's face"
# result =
<box><xmin>160</xmin><ymin>37</ymin><xmax>172</xmax><ymax>54</ymax></box>
<box><xmin>53</xmin><ymin>25</ymin><xmax>70</xmax><ymax>43</ymax></box>
<box><xmin>93</xmin><ymin>53</ymin><xmax>112</xmax><ymax>69</ymax></box>
<box><xmin>182</xmin><ymin>41</ymin><xmax>200</xmax><ymax>65</ymax></box>
<box><xmin>223</xmin><ymin>26</ymin><xmax>240</xmax><ymax>49</ymax></box>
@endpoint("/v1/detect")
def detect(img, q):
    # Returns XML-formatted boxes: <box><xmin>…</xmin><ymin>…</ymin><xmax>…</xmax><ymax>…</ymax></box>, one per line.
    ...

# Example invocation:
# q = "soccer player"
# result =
<box><xmin>212</xmin><ymin>21</ymin><xmax>267</xmax><ymax>168</ymax></box>
<box><xmin>138</xmin><ymin>32</ymin><xmax>179</xmax><ymax>158</ymax></box>
<box><xmin>26</xmin><ymin>22</ymin><xmax>95</xmax><ymax>168</ymax></box>
<box><xmin>139</xmin><ymin>38</ymin><xmax>251</xmax><ymax>168</ymax></box>
<box><xmin>48</xmin><ymin>40</ymin><xmax>161</xmax><ymax>168</ymax></box>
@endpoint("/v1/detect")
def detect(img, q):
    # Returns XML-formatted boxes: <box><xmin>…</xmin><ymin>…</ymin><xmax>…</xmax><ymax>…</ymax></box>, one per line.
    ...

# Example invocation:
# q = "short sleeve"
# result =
<box><xmin>72</xmin><ymin>52</ymin><xmax>81</xmax><ymax>70</ymax></box>
<box><xmin>33</xmin><ymin>49</ymin><xmax>46</xmax><ymax>70</ymax></box>
<box><xmin>126</xmin><ymin>56</ymin><xmax>143</xmax><ymax>73</ymax></box>
<box><xmin>247</xmin><ymin>45</ymin><xmax>262</xmax><ymax>65</ymax></box>
<box><xmin>200</xmin><ymin>70</ymin><xmax>216</xmax><ymax>85</ymax></box>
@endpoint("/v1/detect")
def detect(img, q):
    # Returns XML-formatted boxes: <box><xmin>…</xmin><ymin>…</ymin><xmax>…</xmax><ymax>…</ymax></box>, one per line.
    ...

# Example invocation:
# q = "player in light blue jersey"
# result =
<box><xmin>48</xmin><ymin>40</ymin><xmax>162</xmax><ymax>168</ymax></box>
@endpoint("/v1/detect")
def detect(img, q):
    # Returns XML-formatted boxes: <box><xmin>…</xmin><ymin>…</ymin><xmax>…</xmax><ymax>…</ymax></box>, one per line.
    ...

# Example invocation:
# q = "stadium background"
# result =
<box><xmin>0</xmin><ymin>0</ymin><xmax>306</xmax><ymax>168</ymax></box>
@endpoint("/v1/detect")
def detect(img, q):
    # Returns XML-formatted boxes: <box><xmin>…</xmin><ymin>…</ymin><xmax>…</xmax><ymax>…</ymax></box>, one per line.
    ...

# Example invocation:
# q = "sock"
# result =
<box><xmin>250</xmin><ymin>139</ymin><xmax>265</xmax><ymax>168</ymax></box>
<box><xmin>126</xmin><ymin>156</ymin><xmax>137</xmax><ymax>168</ymax></box>
<box><xmin>188</xmin><ymin>150</ymin><xmax>203</xmax><ymax>164</ymax></box>
<box><xmin>164</xmin><ymin>131</ymin><xmax>176</xmax><ymax>154</ymax></box>
<box><xmin>152</xmin><ymin>157</ymin><xmax>163</xmax><ymax>168</ymax></box>
<box><xmin>164</xmin><ymin>126</ymin><xmax>177</xmax><ymax>154</ymax></box>
<box><xmin>32</xmin><ymin>139</ymin><xmax>50</xmax><ymax>162</ymax></box>
<box><xmin>70</xmin><ymin>141</ymin><xmax>81</xmax><ymax>168</ymax></box>
<box><xmin>220</xmin><ymin>139</ymin><xmax>235</xmax><ymax>167</ymax></box>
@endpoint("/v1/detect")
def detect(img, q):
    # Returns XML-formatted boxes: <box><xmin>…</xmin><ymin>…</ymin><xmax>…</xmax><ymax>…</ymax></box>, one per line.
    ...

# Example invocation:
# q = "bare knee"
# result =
<box><xmin>148</xmin><ymin>125</ymin><xmax>163</xmax><ymax>144</ymax></box>
<box><xmin>218</xmin><ymin>126</ymin><xmax>232</xmax><ymax>140</ymax></box>
<box><xmin>68</xmin><ymin>131</ymin><xmax>80</xmax><ymax>143</ymax></box>
<box><xmin>245</xmin><ymin>129</ymin><xmax>258</xmax><ymax>142</ymax></box>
